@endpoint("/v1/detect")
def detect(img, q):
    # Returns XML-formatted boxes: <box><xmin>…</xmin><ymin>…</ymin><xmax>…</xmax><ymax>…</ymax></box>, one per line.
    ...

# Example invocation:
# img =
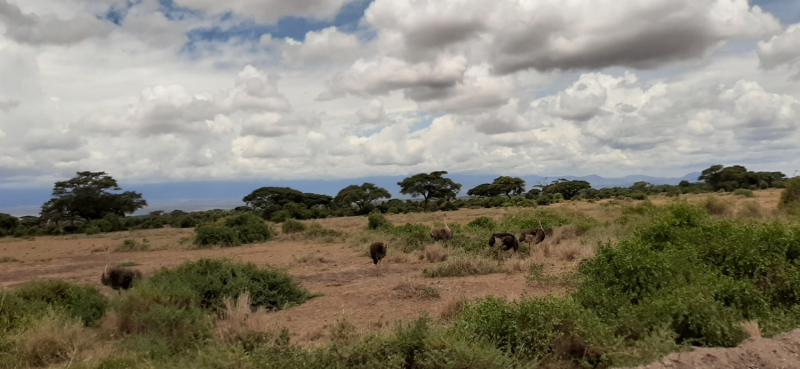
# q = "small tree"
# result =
<box><xmin>398</xmin><ymin>171</ymin><xmax>462</xmax><ymax>209</ymax></box>
<box><xmin>335</xmin><ymin>183</ymin><xmax>391</xmax><ymax>211</ymax></box>
<box><xmin>540</xmin><ymin>179</ymin><xmax>592</xmax><ymax>200</ymax></box>
<box><xmin>40</xmin><ymin>171</ymin><xmax>146</xmax><ymax>223</ymax></box>
<box><xmin>490</xmin><ymin>176</ymin><xmax>526</xmax><ymax>198</ymax></box>
<box><xmin>0</xmin><ymin>213</ymin><xmax>18</xmax><ymax>230</ymax></box>
<box><xmin>467</xmin><ymin>183</ymin><xmax>499</xmax><ymax>197</ymax></box>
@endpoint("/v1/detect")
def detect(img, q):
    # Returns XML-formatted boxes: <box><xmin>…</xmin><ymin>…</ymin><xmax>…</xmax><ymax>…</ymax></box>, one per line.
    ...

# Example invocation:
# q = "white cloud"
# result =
<box><xmin>281</xmin><ymin>27</ymin><xmax>360</xmax><ymax>65</ymax></box>
<box><xmin>0</xmin><ymin>0</ymin><xmax>112</xmax><ymax>45</ymax></box>
<box><xmin>356</xmin><ymin>99</ymin><xmax>387</xmax><ymax>124</ymax></box>
<box><xmin>172</xmin><ymin>0</ymin><xmax>351</xmax><ymax>23</ymax></box>
<box><xmin>0</xmin><ymin>98</ymin><xmax>19</xmax><ymax>112</ymax></box>
<box><xmin>79</xmin><ymin>65</ymin><xmax>291</xmax><ymax>137</ymax></box>
<box><xmin>364</xmin><ymin>0</ymin><xmax>781</xmax><ymax>73</ymax></box>
<box><xmin>758</xmin><ymin>23</ymin><xmax>800</xmax><ymax>70</ymax></box>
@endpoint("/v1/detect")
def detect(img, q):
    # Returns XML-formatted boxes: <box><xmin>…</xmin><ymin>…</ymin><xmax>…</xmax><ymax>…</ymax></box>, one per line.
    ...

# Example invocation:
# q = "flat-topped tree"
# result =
<box><xmin>40</xmin><ymin>171</ymin><xmax>147</xmax><ymax>223</ymax></box>
<box><xmin>467</xmin><ymin>183</ymin><xmax>498</xmax><ymax>197</ymax></box>
<box><xmin>335</xmin><ymin>183</ymin><xmax>391</xmax><ymax>211</ymax></box>
<box><xmin>398</xmin><ymin>171</ymin><xmax>462</xmax><ymax>209</ymax></box>
<box><xmin>490</xmin><ymin>176</ymin><xmax>526</xmax><ymax>198</ymax></box>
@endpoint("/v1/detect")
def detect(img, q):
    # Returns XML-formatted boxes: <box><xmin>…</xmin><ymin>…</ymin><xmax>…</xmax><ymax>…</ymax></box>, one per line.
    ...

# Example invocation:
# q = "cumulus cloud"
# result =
<box><xmin>0</xmin><ymin>0</ymin><xmax>112</xmax><ymax>45</ymax></box>
<box><xmin>80</xmin><ymin>65</ymin><xmax>291</xmax><ymax>137</ymax></box>
<box><xmin>240</xmin><ymin>113</ymin><xmax>322</xmax><ymax>137</ymax></box>
<box><xmin>22</xmin><ymin>130</ymin><xmax>85</xmax><ymax>151</ymax></box>
<box><xmin>320</xmin><ymin>54</ymin><xmax>468</xmax><ymax>99</ymax></box>
<box><xmin>364</xmin><ymin>0</ymin><xmax>781</xmax><ymax>73</ymax></box>
<box><xmin>172</xmin><ymin>0</ymin><xmax>350</xmax><ymax>23</ymax></box>
<box><xmin>356</xmin><ymin>99</ymin><xmax>387</xmax><ymax>124</ymax></box>
<box><xmin>282</xmin><ymin>27</ymin><xmax>360</xmax><ymax>65</ymax></box>
<box><xmin>758</xmin><ymin>24</ymin><xmax>800</xmax><ymax>70</ymax></box>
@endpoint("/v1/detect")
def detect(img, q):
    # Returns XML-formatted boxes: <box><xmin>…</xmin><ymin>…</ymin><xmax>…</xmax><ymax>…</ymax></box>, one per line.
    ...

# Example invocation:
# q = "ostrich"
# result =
<box><xmin>519</xmin><ymin>229</ymin><xmax>546</xmax><ymax>249</ymax></box>
<box><xmin>430</xmin><ymin>214</ymin><xmax>454</xmax><ymax>242</ymax></box>
<box><xmin>100</xmin><ymin>264</ymin><xmax>143</xmax><ymax>293</ymax></box>
<box><xmin>100</xmin><ymin>245</ymin><xmax>143</xmax><ymax>293</ymax></box>
<box><xmin>369</xmin><ymin>241</ymin><xmax>388</xmax><ymax>276</ymax></box>
<box><xmin>488</xmin><ymin>232</ymin><xmax>519</xmax><ymax>252</ymax></box>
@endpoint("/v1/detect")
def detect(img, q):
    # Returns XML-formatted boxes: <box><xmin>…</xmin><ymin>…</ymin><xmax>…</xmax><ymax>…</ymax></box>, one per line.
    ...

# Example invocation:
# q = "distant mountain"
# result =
<box><xmin>0</xmin><ymin>172</ymin><xmax>704</xmax><ymax>216</ymax></box>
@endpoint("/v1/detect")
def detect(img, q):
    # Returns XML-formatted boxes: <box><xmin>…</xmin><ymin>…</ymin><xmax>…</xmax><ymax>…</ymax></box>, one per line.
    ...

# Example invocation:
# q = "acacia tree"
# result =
<box><xmin>539</xmin><ymin>179</ymin><xmax>592</xmax><ymax>200</ymax></box>
<box><xmin>467</xmin><ymin>183</ymin><xmax>498</xmax><ymax>197</ymax></box>
<box><xmin>398</xmin><ymin>171</ymin><xmax>462</xmax><ymax>209</ymax></box>
<box><xmin>40</xmin><ymin>171</ymin><xmax>147</xmax><ymax>223</ymax></box>
<box><xmin>335</xmin><ymin>183</ymin><xmax>391</xmax><ymax>211</ymax></box>
<box><xmin>490</xmin><ymin>176</ymin><xmax>526</xmax><ymax>198</ymax></box>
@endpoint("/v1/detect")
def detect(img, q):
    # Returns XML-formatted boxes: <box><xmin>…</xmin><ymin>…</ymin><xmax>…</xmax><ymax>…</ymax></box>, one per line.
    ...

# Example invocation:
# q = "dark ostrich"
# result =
<box><xmin>101</xmin><ymin>264</ymin><xmax>143</xmax><ymax>293</ymax></box>
<box><xmin>520</xmin><ymin>228</ymin><xmax>546</xmax><ymax>247</ymax></box>
<box><xmin>488</xmin><ymin>232</ymin><xmax>519</xmax><ymax>252</ymax></box>
<box><xmin>369</xmin><ymin>241</ymin><xmax>388</xmax><ymax>276</ymax></box>
<box><xmin>430</xmin><ymin>215</ymin><xmax>454</xmax><ymax>242</ymax></box>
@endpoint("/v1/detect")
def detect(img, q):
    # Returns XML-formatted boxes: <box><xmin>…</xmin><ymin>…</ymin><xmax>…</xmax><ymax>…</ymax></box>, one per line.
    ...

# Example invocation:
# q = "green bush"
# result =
<box><xmin>85</xmin><ymin>226</ymin><xmax>101</xmax><ymax>235</ymax></box>
<box><xmin>304</xmin><ymin>223</ymin><xmax>342</xmax><ymax>238</ymax></box>
<box><xmin>178</xmin><ymin>217</ymin><xmax>197</xmax><ymax>228</ymax></box>
<box><xmin>779</xmin><ymin>177</ymin><xmax>800</xmax><ymax>214</ymax></box>
<box><xmin>194</xmin><ymin>222</ymin><xmax>240</xmax><ymax>247</ymax></box>
<box><xmin>439</xmin><ymin>201</ymin><xmax>458</xmax><ymax>211</ymax></box>
<box><xmin>367</xmin><ymin>209</ymin><xmax>390</xmax><ymax>230</ymax></box>
<box><xmin>629</xmin><ymin>192</ymin><xmax>648</xmax><ymax>200</ymax></box>
<box><xmin>381</xmin><ymin>223</ymin><xmax>431</xmax><ymax>252</ymax></box>
<box><xmin>733</xmin><ymin>188</ymin><xmax>755</xmax><ymax>198</ymax></box>
<box><xmin>467</xmin><ymin>216</ymin><xmax>497</xmax><ymax>230</ymax></box>
<box><xmin>457</xmin><ymin>295</ymin><xmax>613</xmax><ymax>362</ymax></box>
<box><xmin>2</xmin><ymin>280</ymin><xmax>108</xmax><ymax>330</ymax></box>
<box><xmin>422</xmin><ymin>257</ymin><xmax>501</xmax><ymax>278</ymax></box>
<box><xmin>112</xmin><ymin>282</ymin><xmax>212</xmax><ymax>357</ymax></box>
<box><xmin>282</xmin><ymin>219</ymin><xmax>307</xmax><ymax>234</ymax></box>
<box><xmin>194</xmin><ymin>213</ymin><xmax>272</xmax><ymax>247</ymax></box>
<box><xmin>147</xmin><ymin>258</ymin><xmax>314</xmax><ymax>312</ymax></box>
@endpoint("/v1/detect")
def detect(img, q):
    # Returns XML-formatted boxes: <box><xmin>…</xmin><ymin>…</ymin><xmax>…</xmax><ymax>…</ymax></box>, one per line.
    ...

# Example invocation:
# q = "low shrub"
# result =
<box><xmin>779</xmin><ymin>177</ymin><xmax>800</xmax><ymax>214</ymax></box>
<box><xmin>0</xmin><ymin>256</ymin><xmax>20</xmax><ymax>263</ymax></box>
<box><xmin>439</xmin><ymin>201</ymin><xmax>458</xmax><ymax>211</ymax></box>
<box><xmin>116</xmin><ymin>239</ymin><xmax>150</xmax><ymax>252</ymax></box>
<box><xmin>13</xmin><ymin>310</ymin><xmax>96</xmax><ymax>368</ymax></box>
<box><xmin>194</xmin><ymin>213</ymin><xmax>272</xmax><ymax>247</ymax></box>
<box><xmin>467</xmin><ymin>216</ymin><xmax>496</xmax><ymax>230</ymax></box>
<box><xmin>629</xmin><ymin>192</ymin><xmax>648</xmax><ymax>200</ymax></box>
<box><xmin>85</xmin><ymin>226</ymin><xmax>101</xmax><ymax>235</ymax></box>
<box><xmin>702</xmin><ymin>195</ymin><xmax>733</xmax><ymax>216</ymax></box>
<box><xmin>147</xmin><ymin>258</ymin><xmax>314</xmax><ymax>312</ymax></box>
<box><xmin>733</xmin><ymin>188</ymin><xmax>755</xmax><ymax>198</ymax></box>
<box><xmin>282</xmin><ymin>219</ymin><xmax>307</xmax><ymax>234</ymax></box>
<box><xmin>304</xmin><ymin>223</ymin><xmax>342</xmax><ymax>238</ymax></box>
<box><xmin>4</xmin><ymin>280</ymin><xmax>108</xmax><ymax>329</ymax></box>
<box><xmin>424</xmin><ymin>243</ymin><xmax>451</xmax><ymax>263</ymax></box>
<box><xmin>367</xmin><ymin>210</ymin><xmax>390</xmax><ymax>230</ymax></box>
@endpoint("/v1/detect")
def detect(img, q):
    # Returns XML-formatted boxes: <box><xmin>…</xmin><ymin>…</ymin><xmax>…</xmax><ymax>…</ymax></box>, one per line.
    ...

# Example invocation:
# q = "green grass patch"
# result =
<box><xmin>194</xmin><ymin>213</ymin><xmax>273</xmax><ymax>247</ymax></box>
<box><xmin>423</xmin><ymin>256</ymin><xmax>502</xmax><ymax>278</ymax></box>
<box><xmin>0</xmin><ymin>256</ymin><xmax>20</xmax><ymax>263</ymax></box>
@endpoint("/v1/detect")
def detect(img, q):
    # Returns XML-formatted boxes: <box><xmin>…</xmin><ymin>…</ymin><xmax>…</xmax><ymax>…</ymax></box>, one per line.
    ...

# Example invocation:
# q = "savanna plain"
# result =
<box><xmin>3</xmin><ymin>189</ymin><xmax>800</xmax><ymax>369</ymax></box>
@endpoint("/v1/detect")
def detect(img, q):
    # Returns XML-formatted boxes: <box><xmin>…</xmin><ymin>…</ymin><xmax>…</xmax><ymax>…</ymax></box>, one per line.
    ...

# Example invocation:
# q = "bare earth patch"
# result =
<box><xmin>625</xmin><ymin>328</ymin><xmax>800</xmax><ymax>369</ymax></box>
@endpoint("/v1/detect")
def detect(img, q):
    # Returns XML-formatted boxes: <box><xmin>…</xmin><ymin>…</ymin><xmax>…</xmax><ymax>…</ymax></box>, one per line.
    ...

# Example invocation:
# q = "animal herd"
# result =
<box><xmin>98</xmin><ymin>214</ymin><xmax>549</xmax><ymax>290</ymax></box>
<box><xmin>369</xmin><ymin>214</ymin><xmax>547</xmax><ymax>275</ymax></box>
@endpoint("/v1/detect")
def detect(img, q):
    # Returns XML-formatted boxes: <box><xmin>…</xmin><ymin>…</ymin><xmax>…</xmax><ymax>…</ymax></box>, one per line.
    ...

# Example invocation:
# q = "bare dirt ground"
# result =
<box><xmin>625</xmin><ymin>328</ymin><xmax>800</xmax><ymax>369</ymax></box>
<box><xmin>0</xmin><ymin>190</ymin><xmax>787</xmax><ymax>349</ymax></box>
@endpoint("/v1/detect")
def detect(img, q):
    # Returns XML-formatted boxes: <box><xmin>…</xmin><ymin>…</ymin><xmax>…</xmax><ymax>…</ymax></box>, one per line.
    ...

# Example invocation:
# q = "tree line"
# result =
<box><xmin>0</xmin><ymin>165</ymin><xmax>793</xmax><ymax>238</ymax></box>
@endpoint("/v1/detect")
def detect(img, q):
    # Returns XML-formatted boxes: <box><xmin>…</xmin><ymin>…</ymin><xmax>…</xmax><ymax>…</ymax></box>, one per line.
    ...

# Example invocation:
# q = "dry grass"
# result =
<box><xmin>14</xmin><ymin>310</ymin><xmax>97</xmax><ymax>368</ymax></box>
<box><xmin>703</xmin><ymin>195</ymin><xmax>734</xmax><ymax>216</ymax></box>
<box><xmin>737</xmin><ymin>201</ymin><xmax>766</xmax><ymax>219</ymax></box>
<box><xmin>392</xmin><ymin>281</ymin><xmax>441</xmax><ymax>300</ymax></box>
<box><xmin>293</xmin><ymin>252</ymin><xmax>332</xmax><ymax>265</ymax></box>
<box><xmin>557</xmin><ymin>243</ymin><xmax>584</xmax><ymax>262</ymax></box>
<box><xmin>215</xmin><ymin>293</ymin><xmax>274</xmax><ymax>346</ymax></box>
<box><xmin>504</xmin><ymin>255</ymin><xmax>533</xmax><ymax>273</ymax></box>
<box><xmin>423</xmin><ymin>256</ymin><xmax>502</xmax><ymax>278</ymax></box>
<box><xmin>424</xmin><ymin>243</ymin><xmax>452</xmax><ymax>263</ymax></box>
<box><xmin>439</xmin><ymin>296</ymin><xmax>467</xmax><ymax>320</ymax></box>
<box><xmin>0</xmin><ymin>256</ymin><xmax>20</xmax><ymax>263</ymax></box>
<box><xmin>741</xmin><ymin>321</ymin><xmax>762</xmax><ymax>339</ymax></box>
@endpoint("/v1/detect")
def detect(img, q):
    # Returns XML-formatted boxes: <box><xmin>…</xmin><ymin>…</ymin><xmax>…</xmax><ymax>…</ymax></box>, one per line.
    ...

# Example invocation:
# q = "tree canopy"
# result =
<box><xmin>40</xmin><ymin>171</ymin><xmax>147</xmax><ymax>222</ymax></box>
<box><xmin>0</xmin><ymin>213</ymin><xmax>18</xmax><ymax>230</ymax></box>
<box><xmin>398</xmin><ymin>171</ymin><xmax>462</xmax><ymax>208</ymax></box>
<box><xmin>490</xmin><ymin>176</ymin><xmax>526</xmax><ymax>198</ymax></box>
<box><xmin>539</xmin><ymin>179</ymin><xmax>592</xmax><ymax>200</ymax></box>
<box><xmin>699</xmin><ymin>164</ymin><xmax>786</xmax><ymax>191</ymax></box>
<box><xmin>467</xmin><ymin>183</ymin><xmax>498</xmax><ymax>197</ymax></box>
<box><xmin>242</xmin><ymin>187</ymin><xmax>333</xmax><ymax>210</ymax></box>
<box><xmin>335</xmin><ymin>183</ymin><xmax>391</xmax><ymax>210</ymax></box>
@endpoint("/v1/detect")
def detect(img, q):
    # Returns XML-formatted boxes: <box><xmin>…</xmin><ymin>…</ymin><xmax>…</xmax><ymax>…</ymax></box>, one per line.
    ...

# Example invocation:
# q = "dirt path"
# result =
<box><xmin>624</xmin><ymin>329</ymin><xmax>800</xmax><ymax>369</ymax></box>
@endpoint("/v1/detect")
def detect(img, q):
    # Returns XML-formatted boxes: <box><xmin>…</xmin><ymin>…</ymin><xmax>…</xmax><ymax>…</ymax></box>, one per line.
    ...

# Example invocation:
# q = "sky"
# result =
<box><xmin>1</xmin><ymin>0</ymin><xmax>800</xmax><ymax>213</ymax></box>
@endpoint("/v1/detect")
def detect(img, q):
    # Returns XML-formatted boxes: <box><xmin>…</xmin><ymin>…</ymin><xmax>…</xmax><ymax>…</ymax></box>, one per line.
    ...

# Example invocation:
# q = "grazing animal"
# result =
<box><xmin>489</xmin><ymin>233</ymin><xmax>519</xmax><ymax>252</ymax></box>
<box><xmin>369</xmin><ymin>241</ymin><xmax>388</xmax><ymax>276</ymax></box>
<box><xmin>100</xmin><ymin>264</ymin><xmax>143</xmax><ymax>293</ymax></box>
<box><xmin>520</xmin><ymin>228</ymin><xmax>546</xmax><ymax>248</ymax></box>
<box><xmin>430</xmin><ymin>214</ymin><xmax>454</xmax><ymax>242</ymax></box>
